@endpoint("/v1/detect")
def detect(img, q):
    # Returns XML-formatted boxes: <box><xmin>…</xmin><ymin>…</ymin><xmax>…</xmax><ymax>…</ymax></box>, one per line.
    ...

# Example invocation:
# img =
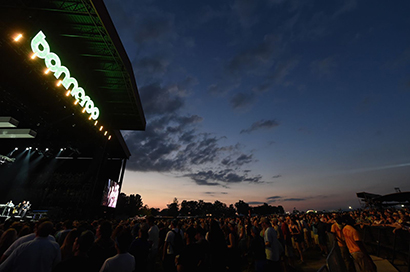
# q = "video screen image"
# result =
<box><xmin>101</xmin><ymin>179</ymin><xmax>120</xmax><ymax>208</ymax></box>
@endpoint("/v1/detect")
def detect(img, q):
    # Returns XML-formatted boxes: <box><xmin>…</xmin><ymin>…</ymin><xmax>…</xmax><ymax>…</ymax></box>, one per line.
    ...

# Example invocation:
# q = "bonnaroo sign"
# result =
<box><xmin>31</xmin><ymin>31</ymin><xmax>100</xmax><ymax>120</ymax></box>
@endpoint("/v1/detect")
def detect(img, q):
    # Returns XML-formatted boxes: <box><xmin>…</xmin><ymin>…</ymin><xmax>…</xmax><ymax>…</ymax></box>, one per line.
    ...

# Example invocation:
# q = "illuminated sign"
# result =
<box><xmin>31</xmin><ymin>31</ymin><xmax>100</xmax><ymax>120</ymax></box>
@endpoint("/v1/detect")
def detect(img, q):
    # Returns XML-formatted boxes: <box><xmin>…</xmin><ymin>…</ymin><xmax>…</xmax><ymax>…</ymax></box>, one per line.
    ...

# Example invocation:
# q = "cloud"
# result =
<box><xmin>139</xmin><ymin>83</ymin><xmax>184</xmax><ymax>116</ymax></box>
<box><xmin>266</xmin><ymin>196</ymin><xmax>283</xmax><ymax>203</ymax></box>
<box><xmin>231</xmin><ymin>0</ymin><xmax>259</xmax><ymax>29</ymax></box>
<box><xmin>184</xmin><ymin>169</ymin><xmax>263</xmax><ymax>187</ymax></box>
<box><xmin>283</xmin><ymin>198</ymin><xmax>306</xmax><ymax>201</ymax></box>
<box><xmin>230</xmin><ymin>92</ymin><xmax>256</xmax><ymax>110</ymax></box>
<box><xmin>248</xmin><ymin>201</ymin><xmax>266</xmax><ymax>205</ymax></box>
<box><xmin>310</xmin><ymin>57</ymin><xmax>337</xmax><ymax>78</ymax></box>
<box><xmin>240</xmin><ymin>119</ymin><xmax>279</xmax><ymax>134</ymax></box>
<box><xmin>227</xmin><ymin>34</ymin><xmax>279</xmax><ymax>75</ymax></box>
<box><xmin>333</xmin><ymin>0</ymin><xmax>358</xmax><ymax>18</ymax></box>
<box><xmin>272</xmin><ymin>175</ymin><xmax>282</xmax><ymax>179</ymax></box>
<box><xmin>204</xmin><ymin>191</ymin><xmax>228</xmax><ymax>195</ymax></box>
<box><xmin>133</xmin><ymin>56</ymin><xmax>170</xmax><ymax>79</ymax></box>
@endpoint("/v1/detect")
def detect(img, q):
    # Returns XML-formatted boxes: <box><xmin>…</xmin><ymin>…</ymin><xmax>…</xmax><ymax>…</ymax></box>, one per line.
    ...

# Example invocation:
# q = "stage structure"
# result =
<box><xmin>0</xmin><ymin>0</ymin><xmax>146</xmax><ymax>218</ymax></box>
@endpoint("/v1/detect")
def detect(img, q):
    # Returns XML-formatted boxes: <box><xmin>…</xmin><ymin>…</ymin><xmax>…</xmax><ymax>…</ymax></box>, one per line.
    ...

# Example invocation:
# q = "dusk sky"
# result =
<box><xmin>104</xmin><ymin>0</ymin><xmax>410</xmax><ymax>212</ymax></box>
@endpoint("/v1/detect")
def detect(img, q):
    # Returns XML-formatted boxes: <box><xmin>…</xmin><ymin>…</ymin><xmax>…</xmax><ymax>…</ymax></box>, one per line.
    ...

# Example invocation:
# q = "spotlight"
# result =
<box><xmin>99</xmin><ymin>126</ymin><xmax>103</xmax><ymax>131</ymax></box>
<box><xmin>94</xmin><ymin>121</ymin><xmax>98</xmax><ymax>126</ymax></box>
<box><xmin>60</xmin><ymin>148</ymin><xmax>64</xmax><ymax>151</ymax></box>
<box><xmin>108</xmin><ymin>135</ymin><xmax>112</xmax><ymax>140</ymax></box>
<box><xmin>44</xmin><ymin>69</ymin><xmax>50</xmax><ymax>74</ymax></box>
<box><xmin>104</xmin><ymin>131</ymin><xmax>108</xmax><ymax>136</ymax></box>
<box><xmin>56</xmin><ymin>80</ymin><xmax>62</xmax><ymax>86</ymax></box>
<box><xmin>26</xmin><ymin>147</ymin><xmax>29</xmax><ymax>151</ymax></box>
<box><xmin>45</xmin><ymin>148</ymin><xmax>49</xmax><ymax>151</ymax></box>
<box><xmin>14</xmin><ymin>147</ymin><xmax>18</xmax><ymax>150</ymax></box>
<box><xmin>74</xmin><ymin>100</ymin><xmax>79</xmax><ymax>105</ymax></box>
<box><xmin>29</xmin><ymin>147</ymin><xmax>32</xmax><ymax>150</ymax></box>
<box><xmin>14</xmin><ymin>34</ymin><xmax>23</xmax><ymax>42</ymax></box>
<box><xmin>30</xmin><ymin>53</ymin><xmax>37</xmax><ymax>59</ymax></box>
<box><xmin>66</xmin><ymin>90</ymin><xmax>70</xmax><ymax>96</ymax></box>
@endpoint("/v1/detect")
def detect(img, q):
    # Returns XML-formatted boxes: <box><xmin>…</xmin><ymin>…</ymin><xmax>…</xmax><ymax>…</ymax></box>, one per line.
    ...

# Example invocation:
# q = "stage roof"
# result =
<box><xmin>0</xmin><ymin>0</ymin><xmax>146</xmax><ymax>131</ymax></box>
<box><xmin>0</xmin><ymin>0</ymin><xmax>146</xmax><ymax>159</ymax></box>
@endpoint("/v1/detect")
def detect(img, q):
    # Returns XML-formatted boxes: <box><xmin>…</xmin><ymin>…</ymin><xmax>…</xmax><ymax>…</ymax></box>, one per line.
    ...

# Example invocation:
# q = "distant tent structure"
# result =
<box><xmin>357</xmin><ymin>191</ymin><xmax>410</xmax><ymax>208</ymax></box>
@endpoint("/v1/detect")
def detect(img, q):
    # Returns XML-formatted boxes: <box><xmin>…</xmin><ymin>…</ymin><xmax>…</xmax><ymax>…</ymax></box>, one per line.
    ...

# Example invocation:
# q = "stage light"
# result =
<box><xmin>60</xmin><ymin>148</ymin><xmax>64</xmax><ymax>151</ymax></box>
<box><xmin>30</xmin><ymin>53</ymin><xmax>37</xmax><ymax>59</ymax></box>
<box><xmin>56</xmin><ymin>80</ymin><xmax>62</xmax><ymax>86</ymax></box>
<box><xmin>108</xmin><ymin>135</ymin><xmax>112</xmax><ymax>140</ymax></box>
<box><xmin>26</xmin><ymin>147</ymin><xmax>29</xmax><ymax>151</ymax></box>
<box><xmin>66</xmin><ymin>90</ymin><xmax>70</xmax><ymax>96</ymax></box>
<box><xmin>29</xmin><ymin>147</ymin><xmax>32</xmax><ymax>150</ymax></box>
<box><xmin>99</xmin><ymin>126</ymin><xmax>103</xmax><ymax>131</ymax></box>
<box><xmin>104</xmin><ymin>131</ymin><xmax>108</xmax><ymax>136</ymax></box>
<box><xmin>94</xmin><ymin>121</ymin><xmax>98</xmax><ymax>126</ymax></box>
<box><xmin>14</xmin><ymin>34</ymin><xmax>23</xmax><ymax>42</ymax></box>
<box><xmin>0</xmin><ymin>117</ymin><xmax>19</xmax><ymax>128</ymax></box>
<box><xmin>44</xmin><ymin>68</ymin><xmax>50</xmax><ymax>74</ymax></box>
<box><xmin>74</xmin><ymin>100</ymin><xmax>79</xmax><ymax>105</ymax></box>
<box><xmin>45</xmin><ymin>148</ymin><xmax>49</xmax><ymax>151</ymax></box>
<box><xmin>14</xmin><ymin>147</ymin><xmax>18</xmax><ymax>150</ymax></box>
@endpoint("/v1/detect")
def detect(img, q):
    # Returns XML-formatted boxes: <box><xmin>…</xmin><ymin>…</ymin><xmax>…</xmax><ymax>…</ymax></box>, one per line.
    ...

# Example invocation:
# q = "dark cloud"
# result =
<box><xmin>227</xmin><ymin>34</ymin><xmax>278</xmax><ymax>75</ymax></box>
<box><xmin>283</xmin><ymin>198</ymin><xmax>306</xmax><ymax>202</ymax></box>
<box><xmin>204</xmin><ymin>191</ymin><xmax>228</xmax><ymax>195</ymax></box>
<box><xmin>231</xmin><ymin>0</ymin><xmax>259</xmax><ymax>28</ymax></box>
<box><xmin>221</xmin><ymin>154</ymin><xmax>254</xmax><ymax>167</ymax></box>
<box><xmin>272</xmin><ymin>175</ymin><xmax>282</xmax><ymax>179</ymax></box>
<box><xmin>248</xmin><ymin>201</ymin><xmax>266</xmax><ymax>205</ymax></box>
<box><xmin>184</xmin><ymin>169</ymin><xmax>262</xmax><ymax>187</ymax></box>
<box><xmin>230</xmin><ymin>92</ymin><xmax>256</xmax><ymax>110</ymax></box>
<box><xmin>240</xmin><ymin>120</ymin><xmax>279</xmax><ymax>134</ymax></box>
<box><xmin>267</xmin><ymin>196</ymin><xmax>282</xmax><ymax>201</ymax></box>
<box><xmin>139</xmin><ymin>83</ymin><xmax>184</xmax><ymax>116</ymax></box>
<box><xmin>310</xmin><ymin>57</ymin><xmax>337</xmax><ymax>78</ymax></box>
<box><xmin>133</xmin><ymin>56</ymin><xmax>169</xmax><ymax>79</ymax></box>
<box><xmin>132</xmin><ymin>13</ymin><xmax>177</xmax><ymax>44</ymax></box>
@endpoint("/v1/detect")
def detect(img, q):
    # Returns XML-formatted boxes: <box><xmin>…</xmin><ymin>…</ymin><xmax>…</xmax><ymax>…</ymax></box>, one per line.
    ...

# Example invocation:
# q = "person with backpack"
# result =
<box><xmin>163</xmin><ymin>220</ymin><xmax>184</xmax><ymax>272</ymax></box>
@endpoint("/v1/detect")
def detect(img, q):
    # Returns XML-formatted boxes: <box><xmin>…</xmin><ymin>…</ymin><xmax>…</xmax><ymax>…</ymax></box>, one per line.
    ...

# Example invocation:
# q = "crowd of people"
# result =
<box><xmin>0</xmin><ymin>207</ymin><xmax>408</xmax><ymax>272</ymax></box>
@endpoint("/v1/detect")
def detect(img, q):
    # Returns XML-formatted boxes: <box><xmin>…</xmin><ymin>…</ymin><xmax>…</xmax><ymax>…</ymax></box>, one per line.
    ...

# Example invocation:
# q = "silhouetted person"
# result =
<box><xmin>53</xmin><ymin>230</ymin><xmax>95</xmax><ymax>272</ymax></box>
<box><xmin>0</xmin><ymin>221</ymin><xmax>61</xmax><ymax>272</ymax></box>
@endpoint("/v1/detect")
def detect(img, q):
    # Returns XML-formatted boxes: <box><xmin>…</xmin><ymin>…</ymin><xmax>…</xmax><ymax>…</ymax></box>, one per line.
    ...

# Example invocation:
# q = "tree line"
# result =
<box><xmin>115</xmin><ymin>194</ymin><xmax>285</xmax><ymax>218</ymax></box>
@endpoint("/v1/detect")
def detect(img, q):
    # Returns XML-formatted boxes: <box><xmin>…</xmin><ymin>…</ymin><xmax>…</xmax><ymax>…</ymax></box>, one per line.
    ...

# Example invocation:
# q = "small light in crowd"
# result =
<box><xmin>108</xmin><ymin>135</ymin><xmax>112</xmax><ymax>140</ymax></box>
<box><xmin>74</xmin><ymin>100</ymin><xmax>79</xmax><ymax>105</ymax></box>
<box><xmin>99</xmin><ymin>126</ymin><xmax>103</xmax><ymax>131</ymax></box>
<box><xmin>44</xmin><ymin>69</ymin><xmax>50</xmax><ymax>74</ymax></box>
<box><xmin>14</xmin><ymin>34</ymin><xmax>23</xmax><ymax>42</ymax></box>
<box><xmin>30</xmin><ymin>53</ymin><xmax>37</xmax><ymax>59</ymax></box>
<box><xmin>56</xmin><ymin>80</ymin><xmax>62</xmax><ymax>86</ymax></box>
<box><xmin>66</xmin><ymin>90</ymin><xmax>70</xmax><ymax>96</ymax></box>
<box><xmin>349</xmin><ymin>206</ymin><xmax>352</xmax><ymax>210</ymax></box>
<box><xmin>104</xmin><ymin>131</ymin><xmax>108</xmax><ymax>136</ymax></box>
<box><xmin>402</xmin><ymin>205</ymin><xmax>405</xmax><ymax>208</ymax></box>
<box><xmin>82</xmin><ymin>108</ymin><xmax>86</xmax><ymax>113</ymax></box>
<box><xmin>94</xmin><ymin>121</ymin><xmax>98</xmax><ymax>126</ymax></box>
